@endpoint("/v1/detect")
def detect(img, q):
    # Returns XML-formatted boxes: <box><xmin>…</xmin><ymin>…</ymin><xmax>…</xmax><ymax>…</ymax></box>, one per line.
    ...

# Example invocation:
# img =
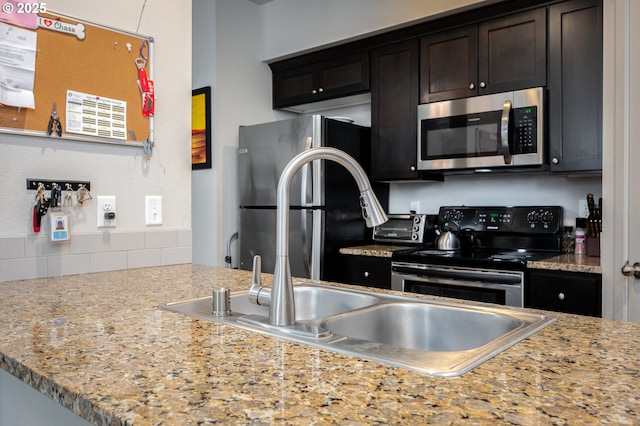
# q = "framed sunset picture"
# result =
<box><xmin>192</xmin><ymin>86</ymin><xmax>212</xmax><ymax>169</ymax></box>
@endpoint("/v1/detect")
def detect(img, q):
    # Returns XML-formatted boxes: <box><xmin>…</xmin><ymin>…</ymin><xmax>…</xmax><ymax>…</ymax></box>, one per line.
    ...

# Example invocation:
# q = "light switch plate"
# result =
<box><xmin>97</xmin><ymin>196</ymin><xmax>116</xmax><ymax>228</ymax></box>
<box><xmin>145</xmin><ymin>196</ymin><xmax>163</xmax><ymax>225</ymax></box>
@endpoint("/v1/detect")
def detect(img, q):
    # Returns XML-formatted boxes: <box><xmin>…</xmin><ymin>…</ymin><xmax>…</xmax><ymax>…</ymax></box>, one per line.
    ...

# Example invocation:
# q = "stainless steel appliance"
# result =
<box><xmin>238</xmin><ymin>115</ymin><xmax>388</xmax><ymax>280</ymax></box>
<box><xmin>372</xmin><ymin>213</ymin><xmax>431</xmax><ymax>244</ymax></box>
<box><xmin>391</xmin><ymin>206</ymin><xmax>562</xmax><ymax>307</ymax></box>
<box><xmin>417</xmin><ymin>87</ymin><xmax>545</xmax><ymax>173</ymax></box>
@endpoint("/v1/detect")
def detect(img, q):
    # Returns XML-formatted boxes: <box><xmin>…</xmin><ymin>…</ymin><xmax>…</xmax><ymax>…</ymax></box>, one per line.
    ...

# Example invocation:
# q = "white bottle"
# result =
<box><xmin>574</xmin><ymin>227</ymin><xmax>586</xmax><ymax>255</ymax></box>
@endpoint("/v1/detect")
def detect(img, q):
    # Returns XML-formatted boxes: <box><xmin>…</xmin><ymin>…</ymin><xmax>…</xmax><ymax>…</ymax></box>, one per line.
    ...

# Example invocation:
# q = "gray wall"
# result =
<box><xmin>0</xmin><ymin>0</ymin><xmax>192</xmax><ymax>282</ymax></box>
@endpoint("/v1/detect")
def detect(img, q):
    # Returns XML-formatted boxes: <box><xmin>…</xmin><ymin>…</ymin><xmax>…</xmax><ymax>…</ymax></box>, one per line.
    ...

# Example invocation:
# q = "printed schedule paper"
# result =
<box><xmin>66</xmin><ymin>90</ymin><xmax>127</xmax><ymax>140</ymax></box>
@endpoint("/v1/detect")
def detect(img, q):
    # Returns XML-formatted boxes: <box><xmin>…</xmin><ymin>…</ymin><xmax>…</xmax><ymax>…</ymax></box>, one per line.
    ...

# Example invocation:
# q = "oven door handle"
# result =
<box><xmin>393</xmin><ymin>273</ymin><xmax>521</xmax><ymax>292</ymax></box>
<box><xmin>392</xmin><ymin>265</ymin><xmax>522</xmax><ymax>285</ymax></box>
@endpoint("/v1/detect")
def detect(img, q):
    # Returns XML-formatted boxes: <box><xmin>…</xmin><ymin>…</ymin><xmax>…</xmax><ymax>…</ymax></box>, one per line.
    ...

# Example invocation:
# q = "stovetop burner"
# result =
<box><xmin>489</xmin><ymin>250</ymin><xmax>540</xmax><ymax>261</ymax></box>
<box><xmin>392</xmin><ymin>247</ymin><xmax>558</xmax><ymax>271</ymax></box>
<box><xmin>391</xmin><ymin>206</ymin><xmax>563</xmax><ymax>270</ymax></box>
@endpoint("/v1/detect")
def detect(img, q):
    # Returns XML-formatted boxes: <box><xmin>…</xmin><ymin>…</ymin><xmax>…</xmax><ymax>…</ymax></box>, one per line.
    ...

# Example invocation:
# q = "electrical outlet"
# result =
<box><xmin>578</xmin><ymin>200</ymin><xmax>589</xmax><ymax>218</ymax></box>
<box><xmin>145</xmin><ymin>196</ymin><xmax>163</xmax><ymax>225</ymax></box>
<box><xmin>97</xmin><ymin>196</ymin><xmax>116</xmax><ymax>227</ymax></box>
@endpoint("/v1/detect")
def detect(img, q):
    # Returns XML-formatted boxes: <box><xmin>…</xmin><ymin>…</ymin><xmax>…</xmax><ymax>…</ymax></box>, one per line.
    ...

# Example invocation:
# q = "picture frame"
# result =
<box><xmin>192</xmin><ymin>86</ymin><xmax>212</xmax><ymax>170</ymax></box>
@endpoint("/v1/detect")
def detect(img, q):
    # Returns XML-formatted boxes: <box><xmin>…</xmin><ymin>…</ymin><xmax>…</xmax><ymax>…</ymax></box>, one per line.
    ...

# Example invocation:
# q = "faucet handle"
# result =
<box><xmin>252</xmin><ymin>255</ymin><xmax>262</xmax><ymax>287</ymax></box>
<box><xmin>249</xmin><ymin>255</ymin><xmax>271</xmax><ymax>306</ymax></box>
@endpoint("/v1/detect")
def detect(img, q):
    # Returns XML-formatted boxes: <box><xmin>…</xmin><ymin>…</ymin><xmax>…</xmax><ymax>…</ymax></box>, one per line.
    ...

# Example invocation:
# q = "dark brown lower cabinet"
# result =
<box><xmin>525</xmin><ymin>269</ymin><xmax>602</xmax><ymax>317</ymax></box>
<box><xmin>338</xmin><ymin>255</ymin><xmax>391</xmax><ymax>289</ymax></box>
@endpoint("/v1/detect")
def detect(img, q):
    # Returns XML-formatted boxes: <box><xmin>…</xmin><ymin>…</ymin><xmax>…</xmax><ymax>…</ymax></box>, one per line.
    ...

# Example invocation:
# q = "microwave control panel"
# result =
<box><xmin>513</xmin><ymin>106</ymin><xmax>537</xmax><ymax>154</ymax></box>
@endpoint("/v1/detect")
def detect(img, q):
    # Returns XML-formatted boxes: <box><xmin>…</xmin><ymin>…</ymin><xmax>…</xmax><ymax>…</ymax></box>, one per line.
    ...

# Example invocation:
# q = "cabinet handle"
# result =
<box><xmin>557</xmin><ymin>292</ymin><xmax>565</xmax><ymax>301</ymax></box>
<box><xmin>318</xmin><ymin>87</ymin><xmax>324</xmax><ymax>93</ymax></box>
<box><xmin>479</xmin><ymin>81</ymin><xmax>486</xmax><ymax>88</ymax></box>
<box><xmin>312</xmin><ymin>89</ymin><xmax>317</xmax><ymax>94</ymax></box>
<box><xmin>622</xmin><ymin>262</ymin><xmax>640</xmax><ymax>279</ymax></box>
<box><xmin>469</xmin><ymin>83</ymin><xmax>475</xmax><ymax>90</ymax></box>
<box><xmin>410</xmin><ymin>165</ymin><xmax>416</xmax><ymax>171</ymax></box>
<box><xmin>364</xmin><ymin>271</ymin><xmax>369</xmax><ymax>278</ymax></box>
<box><xmin>552</xmin><ymin>157</ymin><xmax>560</xmax><ymax>164</ymax></box>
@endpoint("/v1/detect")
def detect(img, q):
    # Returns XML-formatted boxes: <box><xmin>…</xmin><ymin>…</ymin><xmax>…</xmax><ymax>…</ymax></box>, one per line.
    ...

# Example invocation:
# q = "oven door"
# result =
<box><xmin>391</xmin><ymin>262</ymin><xmax>524</xmax><ymax>307</ymax></box>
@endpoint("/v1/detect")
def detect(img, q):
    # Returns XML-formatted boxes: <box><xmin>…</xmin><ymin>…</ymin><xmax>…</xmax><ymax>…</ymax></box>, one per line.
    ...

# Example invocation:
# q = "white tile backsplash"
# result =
<box><xmin>90</xmin><ymin>251</ymin><xmax>128</xmax><ymax>273</ymax></box>
<box><xmin>110</xmin><ymin>232</ymin><xmax>145</xmax><ymax>252</ymax></box>
<box><xmin>177</xmin><ymin>230</ymin><xmax>192</xmax><ymax>247</ymax></box>
<box><xmin>48</xmin><ymin>254</ymin><xmax>92</xmax><ymax>277</ymax></box>
<box><xmin>145</xmin><ymin>230</ymin><xmax>177</xmax><ymax>249</ymax></box>
<box><xmin>70</xmin><ymin>233</ymin><xmax>110</xmax><ymax>254</ymax></box>
<box><xmin>25</xmin><ymin>235</ymin><xmax>69</xmax><ymax>257</ymax></box>
<box><xmin>0</xmin><ymin>257</ymin><xmax>48</xmax><ymax>282</ymax></box>
<box><xmin>161</xmin><ymin>246</ymin><xmax>192</xmax><ymax>265</ymax></box>
<box><xmin>128</xmin><ymin>249</ymin><xmax>162</xmax><ymax>269</ymax></box>
<box><xmin>0</xmin><ymin>229</ymin><xmax>191</xmax><ymax>283</ymax></box>
<box><xmin>0</xmin><ymin>237</ymin><xmax>25</xmax><ymax>260</ymax></box>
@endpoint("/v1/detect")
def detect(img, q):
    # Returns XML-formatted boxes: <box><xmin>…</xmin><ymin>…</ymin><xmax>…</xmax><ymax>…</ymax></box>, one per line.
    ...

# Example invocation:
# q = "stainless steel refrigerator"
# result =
<box><xmin>238</xmin><ymin>115</ymin><xmax>387</xmax><ymax>280</ymax></box>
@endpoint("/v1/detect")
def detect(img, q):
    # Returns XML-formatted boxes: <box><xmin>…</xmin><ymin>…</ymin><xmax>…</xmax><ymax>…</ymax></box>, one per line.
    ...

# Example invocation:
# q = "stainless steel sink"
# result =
<box><xmin>159</xmin><ymin>281</ymin><xmax>554</xmax><ymax>377</ymax></box>
<box><xmin>162</xmin><ymin>282</ymin><xmax>379</xmax><ymax>322</ymax></box>
<box><xmin>321</xmin><ymin>302</ymin><xmax>523</xmax><ymax>352</ymax></box>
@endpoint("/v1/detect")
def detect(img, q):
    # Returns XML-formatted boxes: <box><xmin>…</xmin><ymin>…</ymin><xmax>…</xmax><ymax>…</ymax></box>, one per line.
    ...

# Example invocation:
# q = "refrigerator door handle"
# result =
<box><xmin>300</xmin><ymin>163</ymin><xmax>309</xmax><ymax>206</ymax></box>
<box><xmin>300</xmin><ymin>208</ymin><xmax>311</xmax><ymax>278</ymax></box>
<box><xmin>310</xmin><ymin>209</ymin><xmax>322</xmax><ymax>280</ymax></box>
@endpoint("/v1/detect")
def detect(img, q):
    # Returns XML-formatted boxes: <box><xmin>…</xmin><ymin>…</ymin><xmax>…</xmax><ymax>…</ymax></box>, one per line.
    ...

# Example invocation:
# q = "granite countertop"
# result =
<box><xmin>342</xmin><ymin>245</ymin><xmax>602</xmax><ymax>274</ymax></box>
<box><xmin>0</xmin><ymin>264</ymin><xmax>636</xmax><ymax>425</ymax></box>
<box><xmin>339</xmin><ymin>244</ymin><xmax>416</xmax><ymax>258</ymax></box>
<box><xmin>528</xmin><ymin>253</ymin><xmax>602</xmax><ymax>274</ymax></box>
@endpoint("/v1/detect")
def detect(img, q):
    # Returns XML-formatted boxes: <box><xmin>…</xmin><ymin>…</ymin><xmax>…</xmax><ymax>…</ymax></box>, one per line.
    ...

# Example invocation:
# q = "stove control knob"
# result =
<box><xmin>526</xmin><ymin>211</ymin><xmax>537</xmax><ymax>223</ymax></box>
<box><xmin>535</xmin><ymin>210</ymin><xmax>553</xmax><ymax>229</ymax></box>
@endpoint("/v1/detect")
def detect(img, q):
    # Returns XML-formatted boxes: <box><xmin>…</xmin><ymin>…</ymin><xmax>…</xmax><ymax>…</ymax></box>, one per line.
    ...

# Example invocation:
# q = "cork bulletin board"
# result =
<box><xmin>0</xmin><ymin>12</ymin><xmax>153</xmax><ymax>145</ymax></box>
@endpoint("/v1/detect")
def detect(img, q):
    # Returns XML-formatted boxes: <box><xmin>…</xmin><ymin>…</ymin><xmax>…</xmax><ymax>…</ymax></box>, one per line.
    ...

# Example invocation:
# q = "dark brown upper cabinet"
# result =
<box><xmin>548</xmin><ymin>0</ymin><xmax>602</xmax><ymax>173</ymax></box>
<box><xmin>420</xmin><ymin>8</ymin><xmax>547</xmax><ymax>103</ymax></box>
<box><xmin>271</xmin><ymin>51</ymin><xmax>370</xmax><ymax>111</ymax></box>
<box><xmin>370</xmin><ymin>40</ymin><xmax>421</xmax><ymax>181</ymax></box>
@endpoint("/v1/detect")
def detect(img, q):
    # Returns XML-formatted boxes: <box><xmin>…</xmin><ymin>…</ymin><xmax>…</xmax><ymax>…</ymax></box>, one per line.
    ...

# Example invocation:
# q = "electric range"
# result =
<box><xmin>391</xmin><ymin>206</ymin><xmax>563</xmax><ymax>307</ymax></box>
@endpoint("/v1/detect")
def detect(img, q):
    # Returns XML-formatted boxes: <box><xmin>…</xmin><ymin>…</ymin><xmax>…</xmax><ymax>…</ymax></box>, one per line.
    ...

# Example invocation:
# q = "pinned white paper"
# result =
<box><xmin>66</xmin><ymin>90</ymin><xmax>127</xmax><ymax>140</ymax></box>
<box><xmin>0</xmin><ymin>22</ymin><xmax>36</xmax><ymax>108</ymax></box>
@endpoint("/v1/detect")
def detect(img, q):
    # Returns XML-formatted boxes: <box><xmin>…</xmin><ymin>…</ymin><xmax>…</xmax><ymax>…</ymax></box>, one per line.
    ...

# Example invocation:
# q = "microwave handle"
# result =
<box><xmin>500</xmin><ymin>100</ymin><xmax>512</xmax><ymax>165</ymax></box>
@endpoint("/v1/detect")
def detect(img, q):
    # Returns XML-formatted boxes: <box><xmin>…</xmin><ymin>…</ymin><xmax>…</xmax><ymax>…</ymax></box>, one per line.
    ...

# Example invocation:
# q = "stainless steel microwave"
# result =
<box><xmin>417</xmin><ymin>87</ymin><xmax>545</xmax><ymax>172</ymax></box>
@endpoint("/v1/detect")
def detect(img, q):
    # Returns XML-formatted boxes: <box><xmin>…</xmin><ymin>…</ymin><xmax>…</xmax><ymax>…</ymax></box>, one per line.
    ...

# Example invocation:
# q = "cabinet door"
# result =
<box><xmin>370</xmin><ymin>40</ymin><xmax>420</xmax><ymax>181</ymax></box>
<box><xmin>272</xmin><ymin>52</ymin><xmax>369</xmax><ymax>110</ymax></box>
<box><xmin>478</xmin><ymin>8</ymin><xmax>547</xmax><ymax>95</ymax></box>
<box><xmin>340</xmin><ymin>255</ymin><xmax>391</xmax><ymax>289</ymax></box>
<box><xmin>525</xmin><ymin>269</ymin><xmax>602</xmax><ymax>317</ymax></box>
<box><xmin>272</xmin><ymin>64</ymin><xmax>319</xmax><ymax>108</ymax></box>
<box><xmin>548</xmin><ymin>0</ymin><xmax>602</xmax><ymax>173</ymax></box>
<box><xmin>420</xmin><ymin>25</ymin><xmax>478</xmax><ymax>103</ymax></box>
<box><xmin>318</xmin><ymin>52</ymin><xmax>369</xmax><ymax>100</ymax></box>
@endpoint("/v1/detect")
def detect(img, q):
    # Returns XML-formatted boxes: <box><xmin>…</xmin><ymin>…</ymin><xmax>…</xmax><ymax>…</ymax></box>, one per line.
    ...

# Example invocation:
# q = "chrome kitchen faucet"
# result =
<box><xmin>249</xmin><ymin>147</ymin><xmax>388</xmax><ymax>327</ymax></box>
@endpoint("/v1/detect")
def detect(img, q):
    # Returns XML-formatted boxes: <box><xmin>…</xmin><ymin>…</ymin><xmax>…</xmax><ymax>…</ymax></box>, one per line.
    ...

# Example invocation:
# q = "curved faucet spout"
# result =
<box><xmin>271</xmin><ymin>147</ymin><xmax>388</xmax><ymax>326</ymax></box>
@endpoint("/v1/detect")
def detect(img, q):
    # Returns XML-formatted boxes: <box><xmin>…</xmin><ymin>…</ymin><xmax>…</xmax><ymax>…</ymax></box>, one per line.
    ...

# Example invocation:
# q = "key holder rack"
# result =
<box><xmin>26</xmin><ymin>179</ymin><xmax>91</xmax><ymax>191</ymax></box>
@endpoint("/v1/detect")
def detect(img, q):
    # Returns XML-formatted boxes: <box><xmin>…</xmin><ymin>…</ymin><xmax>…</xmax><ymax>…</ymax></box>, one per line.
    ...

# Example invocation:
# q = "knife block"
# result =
<box><xmin>586</xmin><ymin>237</ymin><xmax>600</xmax><ymax>257</ymax></box>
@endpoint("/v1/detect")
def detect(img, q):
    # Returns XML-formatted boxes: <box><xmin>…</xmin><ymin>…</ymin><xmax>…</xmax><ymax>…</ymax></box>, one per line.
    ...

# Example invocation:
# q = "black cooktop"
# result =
<box><xmin>392</xmin><ymin>246</ymin><xmax>558</xmax><ymax>270</ymax></box>
<box><xmin>392</xmin><ymin>205</ymin><xmax>563</xmax><ymax>270</ymax></box>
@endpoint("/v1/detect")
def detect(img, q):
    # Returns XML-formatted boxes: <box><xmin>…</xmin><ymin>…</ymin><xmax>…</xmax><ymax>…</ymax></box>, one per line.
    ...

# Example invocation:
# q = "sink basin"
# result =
<box><xmin>159</xmin><ymin>281</ymin><xmax>554</xmax><ymax>377</ymax></box>
<box><xmin>322</xmin><ymin>302</ymin><xmax>523</xmax><ymax>352</ymax></box>
<box><xmin>161</xmin><ymin>281</ymin><xmax>379</xmax><ymax>321</ymax></box>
